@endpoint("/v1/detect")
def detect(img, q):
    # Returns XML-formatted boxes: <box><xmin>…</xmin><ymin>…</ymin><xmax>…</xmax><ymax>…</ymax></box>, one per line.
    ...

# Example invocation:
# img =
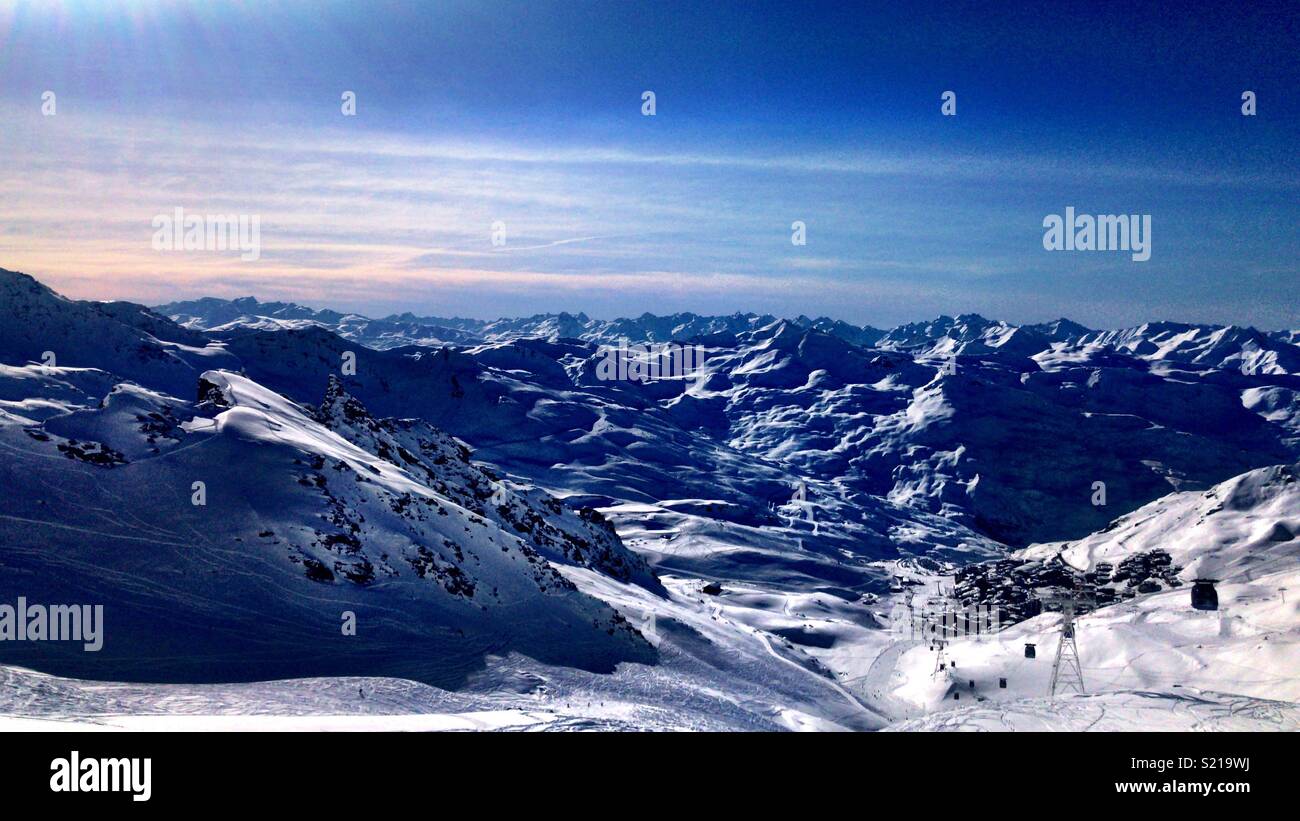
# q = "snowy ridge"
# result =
<box><xmin>149</xmin><ymin>283</ymin><xmax>1300</xmax><ymax>549</ymax></box>
<box><xmin>1020</xmin><ymin>464</ymin><xmax>1300</xmax><ymax>586</ymax></box>
<box><xmin>1067</xmin><ymin>322</ymin><xmax>1300</xmax><ymax>376</ymax></box>
<box><xmin>158</xmin><ymin>296</ymin><xmax>885</xmax><ymax>350</ymax></box>
<box><xmin>156</xmin><ymin>291</ymin><xmax>1300</xmax><ymax>377</ymax></box>
<box><xmin>312</xmin><ymin>375</ymin><xmax>662</xmax><ymax>591</ymax></box>
<box><xmin>0</xmin><ymin>268</ymin><xmax>238</xmax><ymax>397</ymax></box>
<box><xmin>0</xmin><ymin>359</ymin><xmax>656</xmax><ymax>686</ymax></box>
<box><xmin>858</xmin><ymin>466</ymin><xmax>1300</xmax><ymax>726</ymax></box>
<box><xmin>2</xmin><ymin>267</ymin><xmax>1299</xmax><ymax>730</ymax></box>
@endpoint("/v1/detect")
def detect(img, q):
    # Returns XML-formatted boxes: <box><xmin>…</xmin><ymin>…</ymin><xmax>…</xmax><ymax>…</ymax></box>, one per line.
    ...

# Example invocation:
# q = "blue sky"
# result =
<box><xmin>0</xmin><ymin>0</ymin><xmax>1296</xmax><ymax>328</ymax></box>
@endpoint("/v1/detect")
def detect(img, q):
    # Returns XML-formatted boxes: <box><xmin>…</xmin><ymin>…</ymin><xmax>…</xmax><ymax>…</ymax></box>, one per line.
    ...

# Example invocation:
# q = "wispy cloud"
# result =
<box><xmin>1</xmin><ymin>105</ymin><xmax>1295</xmax><ymax>327</ymax></box>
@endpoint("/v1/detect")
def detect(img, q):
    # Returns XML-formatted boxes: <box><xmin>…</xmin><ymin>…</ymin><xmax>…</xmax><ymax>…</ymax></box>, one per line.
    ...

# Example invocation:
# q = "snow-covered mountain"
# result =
<box><xmin>876</xmin><ymin>313</ymin><xmax>1061</xmax><ymax>358</ymax></box>
<box><xmin>871</xmin><ymin>465</ymin><xmax>1300</xmax><ymax>727</ymax></box>
<box><xmin>0</xmin><ymin>269</ymin><xmax>239</xmax><ymax>396</ymax></box>
<box><xmin>157</xmin><ymin>294</ymin><xmax>1300</xmax><ymax>379</ymax></box>
<box><xmin>0</xmin><ymin>272</ymin><xmax>663</xmax><ymax>686</ymax></box>
<box><xmin>3</xmin><ymin>267</ymin><xmax>1299</xmax><ymax>730</ymax></box>
<box><xmin>148</xmin><ymin>292</ymin><xmax>1300</xmax><ymax>548</ymax></box>
<box><xmin>0</xmin><ymin>361</ymin><xmax>657</xmax><ymax>685</ymax></box>
<box><xmin>157</xmin><ymin>296</ymin><xmax>886</xmax><ymax>350</ymax></box>
<box><xmin>1065</xmin><ymin>322</ymin><xmax>1300</xmax><ymax>376</ymax></box>
<box><xmin>158</xmin><ymin>295</ymin><xmax>483</xmax><ymax>348</ymax></box>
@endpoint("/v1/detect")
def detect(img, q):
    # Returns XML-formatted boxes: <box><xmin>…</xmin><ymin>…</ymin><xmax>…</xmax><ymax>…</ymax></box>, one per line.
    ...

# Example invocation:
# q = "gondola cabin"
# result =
<box><xmin>1191</xmin><ymin>579</ymin><xmax>1219</xmax><ymax>611</ymax></box>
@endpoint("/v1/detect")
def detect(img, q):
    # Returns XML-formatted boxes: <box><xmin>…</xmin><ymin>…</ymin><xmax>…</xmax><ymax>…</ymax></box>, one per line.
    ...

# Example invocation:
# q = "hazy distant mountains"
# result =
<box><xmin>157</xmin><ymin>294</ymin><xmax>1300</xmax><ymax>376</ymax></box>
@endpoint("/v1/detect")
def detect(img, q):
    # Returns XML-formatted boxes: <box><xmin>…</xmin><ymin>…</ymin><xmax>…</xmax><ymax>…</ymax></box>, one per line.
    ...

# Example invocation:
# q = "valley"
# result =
<box><xmin>1</xmin><ymin>267</ymin><xmax>1297</xmax><ymax>731</ymax></box>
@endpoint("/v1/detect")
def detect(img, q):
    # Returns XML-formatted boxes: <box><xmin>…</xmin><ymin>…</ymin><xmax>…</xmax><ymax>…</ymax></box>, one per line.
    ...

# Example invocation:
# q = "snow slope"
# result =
<box><xmin>2</xmin><ymin>267</ymin><xmax>1299</xmax><ymax>730</ymax></box>
<box><xmin>151</xmin><ymin>279</ymin><xmax>1300</xmax><ymax>549</ymax></box>
<box><xmin>0</xmin><ymin>365</ymin><xmax>656</xmax><ymax>686</ymax></box>
<box><xmin>0</xmin><ymin>269</ymin><xmax>238</xmax><ymax>396</ymax></box>
<box><xmin>856</xmin><ymin>466</ymin><xmax>1300</xmax><ymax>728</ymax></box>
<box><xmin>886</xmin><ymin>690</ymin><xmax>1300</xmax><ymax>732</ymax></box>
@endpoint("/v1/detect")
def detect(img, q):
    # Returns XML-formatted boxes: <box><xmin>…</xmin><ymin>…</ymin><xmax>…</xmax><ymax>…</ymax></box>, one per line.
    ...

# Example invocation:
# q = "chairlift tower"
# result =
<box><xmin>902</xmin><ymin>589</ymin><xmax>917</xmax><ymax>639</ymax></box>
<box><xmin>1042</xmin><ymin>592</ymin><xmax>1091</xmax><ymax>698</ymax></box>
<box><xmin>932</xmin><ymin>636</ymin><xmax>950</xmax><ymax>678</ymax></box>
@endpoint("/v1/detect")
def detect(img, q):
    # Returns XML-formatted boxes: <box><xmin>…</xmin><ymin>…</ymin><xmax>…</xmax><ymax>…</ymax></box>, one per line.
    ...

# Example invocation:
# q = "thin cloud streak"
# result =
<box><xmin>2</xmin><ymin>104</ymin><xmax>1296</xmax><ymax>328</ymax></box>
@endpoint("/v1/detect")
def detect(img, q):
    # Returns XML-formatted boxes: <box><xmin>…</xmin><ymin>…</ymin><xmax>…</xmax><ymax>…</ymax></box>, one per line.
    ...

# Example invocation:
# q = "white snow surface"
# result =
<box><xmin>1</xmin><ymin>268</ymin><xmax>1298</xmax><ymax>730</ymax></box>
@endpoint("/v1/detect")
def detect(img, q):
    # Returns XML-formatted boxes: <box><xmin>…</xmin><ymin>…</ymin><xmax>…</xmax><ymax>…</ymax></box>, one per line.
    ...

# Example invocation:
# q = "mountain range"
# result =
<box><xmin>2</xmin><ymin>266</ymin><xmax>1297</xmax><ymax>730</ymax></box>
<box><xmin>155</xmin><ymin>290</ymin><xmax>1300</xmax><ymax>546</ymax></box>
<box><xmin>158</xmin><ymin>293</ymin><xmax>1300</xmax><ymax>371</ymax></box>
